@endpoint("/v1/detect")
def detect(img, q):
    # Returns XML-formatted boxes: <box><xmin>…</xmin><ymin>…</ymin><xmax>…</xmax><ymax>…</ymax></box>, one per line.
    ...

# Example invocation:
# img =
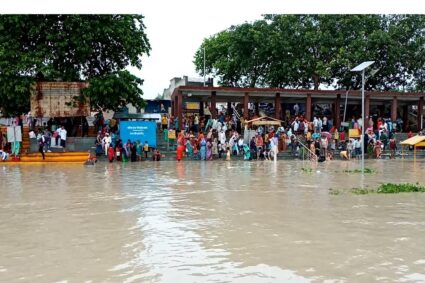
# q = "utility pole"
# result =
<box><xmin>203</xmin><ymin>47</ymin><xmax>206</xmax><ymax>87</ymax></box>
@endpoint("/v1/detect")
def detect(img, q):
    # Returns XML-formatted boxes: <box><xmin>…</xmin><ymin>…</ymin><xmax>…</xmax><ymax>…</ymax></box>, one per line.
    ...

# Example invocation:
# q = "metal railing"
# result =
<box><xmin>232</xmin><ymin>105</ymin><xmax>241</xmax><ymax>120</ymax></box>
<box><xmin>295</xmin><ymin>136</ymin><xmax>318</xmax><ymax>163</ymax></box>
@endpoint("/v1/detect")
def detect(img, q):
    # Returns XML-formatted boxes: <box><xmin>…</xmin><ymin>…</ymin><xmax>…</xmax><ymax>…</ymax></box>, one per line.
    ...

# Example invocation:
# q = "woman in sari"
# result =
<box><xmin>185</xmin><ymin>139</ymin><xmax>193</xmax><ymax>158</ymax></box>
<box><xmin>176</xmin><ymin>132</ymin><xmax>185</xmax><ymax>161</ymax></box>
<box><xmin>206</xmin><ymin>139</ymin><xmax>212</xmax><ymax>160</ymax></box>
<box><xmin>212</xmin><ymin>138</ymin><xmax>218</xmax><ymax>159</ymax></box>
<box><xmin>200</xmin><ymin>138</ymin><xmax>207</xmax><ymax>160</ymax></box>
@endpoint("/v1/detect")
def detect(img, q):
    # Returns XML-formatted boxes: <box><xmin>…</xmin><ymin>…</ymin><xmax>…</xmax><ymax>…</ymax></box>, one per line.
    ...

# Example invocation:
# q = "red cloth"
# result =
<box><xmin>108</xmin><ymin>147</ymin><xmax>115</xmax><ymax>161</ymax></box>
<box><xmin>176</xmin><ymin>145</ymin><xmax>184</xmax><ymax>161</ymax></box>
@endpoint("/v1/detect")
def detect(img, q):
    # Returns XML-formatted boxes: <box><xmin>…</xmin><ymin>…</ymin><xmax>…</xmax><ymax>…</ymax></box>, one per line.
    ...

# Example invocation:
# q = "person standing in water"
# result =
<box><xmin>143</xmin><ymin>141</ymin><xmax>149</xmax><ymax>160</ymax></box>
<box><xmin>38</xmin><ymin>132</ymin><xmax>45</xmax><ymax>160</ymax></box>
<box><xmin>108</xmin><ymin>146</ymin><xmax>115</xmax><ymax>163</ymax></box>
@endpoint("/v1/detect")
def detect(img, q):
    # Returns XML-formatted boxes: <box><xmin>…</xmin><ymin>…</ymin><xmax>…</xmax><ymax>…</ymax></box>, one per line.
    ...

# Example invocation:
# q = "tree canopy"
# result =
<box><xmin>194</xmin><ymin>15</ymin><xmax>425</xmax><ymax>92</ymax></box>
<box><xmin>0</xmin><ymin>15</ymin><xmax>151</xmax><ymax>116</ymax></box>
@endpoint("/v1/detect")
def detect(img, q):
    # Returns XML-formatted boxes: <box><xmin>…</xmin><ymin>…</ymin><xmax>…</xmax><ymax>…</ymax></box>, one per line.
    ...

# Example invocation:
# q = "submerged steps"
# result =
<box><xmin>5</xmin><ymin>151</ymin><xmax>88</xmax><ymax>163</ymax></box>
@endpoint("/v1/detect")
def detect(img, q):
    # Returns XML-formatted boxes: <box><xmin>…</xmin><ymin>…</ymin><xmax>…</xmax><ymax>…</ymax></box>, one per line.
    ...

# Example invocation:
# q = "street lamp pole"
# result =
<box><xmin>361</xmin><ymin>69</ymin><xmax>365</xmax><ymax>174</ymax></box>
<box><xmin>351</xmin><ymin>61</ymin><xmax>375</xmax><ymax>175</ymax></box>
<box><xmin>203</xmin><ymin>47</ymin><xmax>206</xmax><ymax>87</ymax></box>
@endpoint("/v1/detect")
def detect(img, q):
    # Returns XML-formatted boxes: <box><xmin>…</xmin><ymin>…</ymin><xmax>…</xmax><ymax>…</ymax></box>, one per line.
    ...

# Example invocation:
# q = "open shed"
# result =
<box><xmin>400</xmin><ymin>135</ymin><xmax>425</xmax><ymax>160</ymax></box>
<box><xmin>245</xmin><ymin>116</ymin><xmax>283</xmax><ymax>127</ymax></box>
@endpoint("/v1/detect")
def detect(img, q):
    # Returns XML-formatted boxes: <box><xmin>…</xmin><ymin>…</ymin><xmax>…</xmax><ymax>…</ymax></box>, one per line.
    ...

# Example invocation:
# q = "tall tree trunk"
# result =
<box><xmin>313</xmin><ymin>74</ymin><xmax>320</xmax><ymax>90</ymax></box>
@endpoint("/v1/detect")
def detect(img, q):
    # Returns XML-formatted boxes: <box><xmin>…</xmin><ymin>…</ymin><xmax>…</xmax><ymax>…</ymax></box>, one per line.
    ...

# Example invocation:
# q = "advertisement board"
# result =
<box><xmin>185</xmin><ymin>102</ymin><xmax>200</xmax><ymax>110</ymax></box>
<box><xmin>120</xmin><ymin>121</ymin><xmax>157</xmax><ymax>147</ymax></box>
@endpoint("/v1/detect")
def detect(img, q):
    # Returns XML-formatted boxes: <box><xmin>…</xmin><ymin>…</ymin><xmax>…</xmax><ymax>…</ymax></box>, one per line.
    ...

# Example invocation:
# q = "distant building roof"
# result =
<box><xmin>162</xmin><ymin>76</ymin><xmax>213</xmax><ymax>100</ymax></box>
<box><xmin>113</xmin><ymin>113</ymin><xmax>145</xmax><ymax>119</ymax></box>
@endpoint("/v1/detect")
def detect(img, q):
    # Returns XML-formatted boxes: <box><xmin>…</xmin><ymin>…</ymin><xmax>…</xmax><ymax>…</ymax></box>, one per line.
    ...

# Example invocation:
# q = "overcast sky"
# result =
<box><xmin>136</xmin><ymin>2</ymin><xmax>263</xmax><ymax>99</ymax></box>
<box><xmin>3</xmin><ymin>0</ymin><xmax>425</xmax><ymax>99</ymax></box>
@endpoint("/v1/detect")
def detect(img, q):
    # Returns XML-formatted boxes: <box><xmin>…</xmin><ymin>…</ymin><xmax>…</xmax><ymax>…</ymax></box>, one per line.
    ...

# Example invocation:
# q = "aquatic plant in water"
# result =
<box><xmin>331</xmin><ymin>183</ymin><xmax>425</xmax><ymax>195</ymax></box>
<box><xmin>343</xmin><ymin>168</ymin><xmax>375</xmax><ymax>174</ymax></box>
<box><xmin>301</xmin><ymin>167</ymin><xmax>313</xmax><ymax>174</ymax></box>
<box><xmin>376</xmin><ymin>183</ymin><xmax>425</xmax><ymax>194</ymax></box>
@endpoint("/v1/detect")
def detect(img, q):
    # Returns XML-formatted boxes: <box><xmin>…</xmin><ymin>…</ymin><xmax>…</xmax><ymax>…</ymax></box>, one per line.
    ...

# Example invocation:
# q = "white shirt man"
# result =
<box><xmin>323</xmin><ymin>116</ymin><xmax>328</xmax><ymax>130</ymax></box>
<box><xmin>102</xmin><ymin>133</ymin><xmax>112</xmax><ymax>155</ymax></box>
<box><xmin>357</xmin><ymin>117</ymin><xmax>363</xmax><ymax>130</ymax></box>
<box><xmin>270</xmin><ymin>136</ymin><xmax>278</xmax><ymax>161</ymax></box>
<box><xmin>304</xmin><ymin>121</ymin><xmax>309</xmax><ymax>135</ymax></box>
<box><xmin>313</xmin><ymin>117</ymin><xmax>319</xmax><ymax>130</ymax></box>
<box><xmin>292</xmin><ymin>119</ymin><xmax>299</xmax><ymax>132</ymax></box>
<box><xmin>238</xmin><ymin>137</ymin><xmax>244</xmax><ymax>148</ymax></box>
<box><xmin>293</xmin><ymin>103</ymin><xmax>300</xmax><ymax>115</ymax></box>
<box><xmin>218</xmin><ymin>130</ymin><xmax>226</xmax><ymax>145</ymax></box>
<box><xmin>59</xmin><ymin>127</ymin><xmax>67</xmax><ymax>148</ymax></box>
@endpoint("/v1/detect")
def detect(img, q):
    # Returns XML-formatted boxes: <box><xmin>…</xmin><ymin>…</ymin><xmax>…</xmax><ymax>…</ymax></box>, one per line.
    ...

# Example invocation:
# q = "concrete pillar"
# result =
<box><xmin>334</xmin><ymin>94</ymin><xmax>341</xmax><ymax>128</ymax></box>
<box><xmin>418</xmin><ymin>97</ymin><xmax>424</xmax><ymax>131</ymax></box>
<box><xmin>211</xmin><ymin>91</ymin><xmax>217</xmax><ymax>119</ymax></box>
<box><xmin>199</xmin><ymin>101</ymin><xmax>204</xmax><ymax>116</ymax></box>
<box><xmin>306</xmin><ymin>94</ymin><xmax>312</xmax><ymax>121</ymax></box>
<box><xmin>177</xmin><ymin>91</ymin><xmax>183</xmax><ymax>130</ymax></box>
<box><xmin>227</xmin><ymin>102</ymin><xmax>232</xmax><ymax>116</ymax></box>
<box><xmin>403</xmin><ymin>105</ymin><xmax>409</xmax><ymax>132</ymax></box>
<box><xmin>275</xmin><ymin>93</ymin><xmax>281</xmax><ymax>119</ymax></box>
<box><xmin>391</xmin><ymin>96</ymin><xmax>398</xmax><ymax>121</ymax></box>
<box><xmin>243</xmin><ymin>92</ymin><xmax>249</xmax><ymax>119</ymax></box>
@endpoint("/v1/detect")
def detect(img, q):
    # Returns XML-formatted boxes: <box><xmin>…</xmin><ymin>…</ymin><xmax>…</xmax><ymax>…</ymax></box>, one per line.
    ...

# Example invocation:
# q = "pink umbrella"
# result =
<box><xmin>321</xmin><ymin>131</ymin><xmax>332</xmax><ymax>140</ymax></box>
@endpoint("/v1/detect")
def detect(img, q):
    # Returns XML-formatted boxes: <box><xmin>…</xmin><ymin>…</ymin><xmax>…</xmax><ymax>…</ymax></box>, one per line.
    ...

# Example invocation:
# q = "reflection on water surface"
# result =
<box><xmin>1</xmin><ymin>160</ymin><xmax>425</xmax><ymax>282</ymax></box>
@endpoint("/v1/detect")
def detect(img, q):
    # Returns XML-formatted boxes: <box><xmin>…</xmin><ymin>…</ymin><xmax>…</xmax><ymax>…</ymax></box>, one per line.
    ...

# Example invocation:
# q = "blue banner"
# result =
<box><xmin>120</xmin><ymin>121</ymin><xmax>157</xmax><ymax>148</ymax></box>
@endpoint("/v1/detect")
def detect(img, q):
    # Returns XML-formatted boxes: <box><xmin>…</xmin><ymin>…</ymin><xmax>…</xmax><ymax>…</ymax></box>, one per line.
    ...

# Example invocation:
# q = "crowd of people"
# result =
<box><xmin>94</xmin><ymin>123</ymin><xmax>162</xmax><ymax>163</ymax></box>
<box><xmin>1</xmin><ymin>105</ymin><xmax>423</xmax><ymax>163</ymax></box>
<box><xmin>165</xmin><ymin>109</ymin><xmax>422</xmax><ymax>162</ymax></box>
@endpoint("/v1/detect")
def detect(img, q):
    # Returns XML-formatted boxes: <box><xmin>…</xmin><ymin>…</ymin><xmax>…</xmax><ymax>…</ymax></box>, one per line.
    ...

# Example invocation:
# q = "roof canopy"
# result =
<box><xmin>246</xmin><ymin>116</ymin><xmax>283</xmax><ymax>126</ymax></box>
<box><xmin>172</xmin><ymin>85</ymin><xmax>425</xmax><ymax>104</ymax></box>
<box><xmin>400</xmin><ymin>135</ymin><xmax>425</xmax><ymax>146</ymax></box>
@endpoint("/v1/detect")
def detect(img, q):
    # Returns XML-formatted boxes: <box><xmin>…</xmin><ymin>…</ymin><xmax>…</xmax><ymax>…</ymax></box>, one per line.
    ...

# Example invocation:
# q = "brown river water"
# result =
<box><xmin>1</xmin><ymin>160</ymin><xmax>425</xmax><ymax>283</ymax></box>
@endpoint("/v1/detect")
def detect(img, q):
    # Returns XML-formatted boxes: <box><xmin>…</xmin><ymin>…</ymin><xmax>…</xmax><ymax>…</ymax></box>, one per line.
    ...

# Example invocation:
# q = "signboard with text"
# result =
<box><xmin>120</xmin><ymin>121</ymin><xmax>157</xmax><ymax>148</ymax></box>
<box><xmin>185</xmin><ymin>102</ymin><xmax>200</xmax><ymax>110</ymax></box>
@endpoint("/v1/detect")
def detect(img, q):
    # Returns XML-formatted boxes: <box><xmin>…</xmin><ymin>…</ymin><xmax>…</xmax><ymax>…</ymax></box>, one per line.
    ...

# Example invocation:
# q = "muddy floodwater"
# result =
<box><xmin>1</xmin><ymin>160</ymin><xmax>425</xmax><ymax>282</ymax></box>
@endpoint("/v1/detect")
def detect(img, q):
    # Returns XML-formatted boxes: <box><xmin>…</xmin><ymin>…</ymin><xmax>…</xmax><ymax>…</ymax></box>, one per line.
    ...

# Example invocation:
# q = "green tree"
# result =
<box><xmin>0</xmin><ymin>15</ymin><xmax>151</xmax><ymax>116</ymax></box>
<box><xmin>194</xmin><ymin>15</ymin><xmax>425</xmax><ymax>92</ymax></box>
<box><xmin>194</xmin><ymin>20</ymin><xmax>271</xmax><ymax>87</ymax></box>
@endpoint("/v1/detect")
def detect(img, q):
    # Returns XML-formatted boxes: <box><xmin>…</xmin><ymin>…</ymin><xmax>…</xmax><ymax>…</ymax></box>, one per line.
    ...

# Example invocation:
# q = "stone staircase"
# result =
<box><xmin>156</xmin><ymin>129</ymin><xmax>176</xmax><ymax>152</ymax></box>
<box><xmin>156</xmin><ymin>135</ymin><xmax>425</xmax><ymax>161</ymax></box>
<box><xmin>19</xmin><ymin>151</ymin><xmax>88</xmax><ymax>163</ymax></box>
